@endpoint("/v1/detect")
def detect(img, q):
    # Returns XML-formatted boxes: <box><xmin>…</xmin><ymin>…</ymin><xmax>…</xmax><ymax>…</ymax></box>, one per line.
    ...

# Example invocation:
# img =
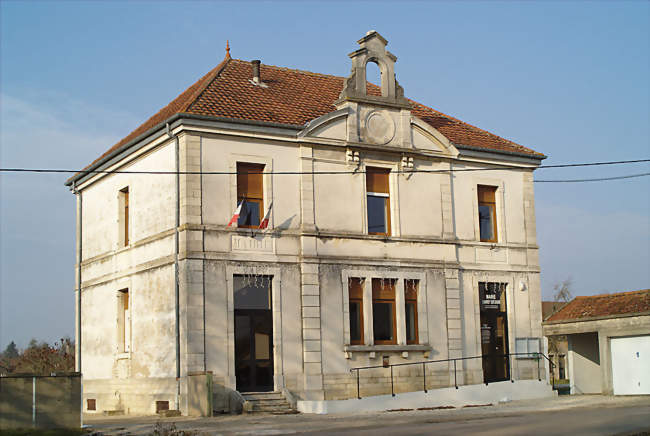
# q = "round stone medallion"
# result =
<box><xmin>364</xmin><ymin>110</ymin><xmax>395</xmax><ymax>145</ymax></box>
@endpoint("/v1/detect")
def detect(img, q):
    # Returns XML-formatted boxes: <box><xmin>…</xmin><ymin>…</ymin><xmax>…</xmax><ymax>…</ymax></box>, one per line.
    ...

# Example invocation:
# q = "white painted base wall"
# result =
<box><xmin>297</xmin><ymin>379</ymin><xmax>556</xmax><ymax>414</ymax></box>
<box><xmin>611</xmin><ymin>335</ymin><xmax>650</xmax><ymax>395</ymax></box>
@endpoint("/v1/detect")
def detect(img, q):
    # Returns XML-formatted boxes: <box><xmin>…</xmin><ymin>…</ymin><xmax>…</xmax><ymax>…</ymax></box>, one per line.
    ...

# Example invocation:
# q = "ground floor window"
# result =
<box><xmin>405</xmin><ymin>279</ymin><xmax>419</xmax><ymax>344</ymax></box>
<box><xmin>118</xmin><ymin>289</ymin><xmax>130</xmax><ymax>353</ymax></box>
<box><xmin>345</xmin><ymin>273</ymin><xmax>422</xmax><ymax>347</ymax></box>
<box><xmin>372</xmin><ymin>278</ymin><xmax>397</xmax><ymax>345</ymax></box>
<box><xmin>348</xmin><ymin>278</ymin><xmax>364</xmax><ymax>345</ymax></box>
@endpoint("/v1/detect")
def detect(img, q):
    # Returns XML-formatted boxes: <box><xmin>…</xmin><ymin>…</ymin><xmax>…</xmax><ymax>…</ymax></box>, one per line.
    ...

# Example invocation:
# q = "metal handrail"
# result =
<box><xmin>350</xmin><ymin>352</ymin><xmax>556</xmax><ymax>399</ymax></box>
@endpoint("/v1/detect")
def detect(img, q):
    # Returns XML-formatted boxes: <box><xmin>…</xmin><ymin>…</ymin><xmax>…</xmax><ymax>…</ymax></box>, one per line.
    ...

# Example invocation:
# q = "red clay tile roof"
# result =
<box><xmin>84</xmin><ymin>56</ymin><xmax>544</xmax><ymax>173</ymax></box>
<box><xmin>545</xmin><ymin>289</ymin><xmax>650</xmax><ymax>323</ymax></box>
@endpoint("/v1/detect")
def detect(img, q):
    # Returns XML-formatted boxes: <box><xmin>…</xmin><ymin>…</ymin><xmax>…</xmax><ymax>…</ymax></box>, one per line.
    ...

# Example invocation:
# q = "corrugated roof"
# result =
<box><xmin>545</xmin><ymin>289</ymin><xmax>650</xmax><ymax>323</ymax></box>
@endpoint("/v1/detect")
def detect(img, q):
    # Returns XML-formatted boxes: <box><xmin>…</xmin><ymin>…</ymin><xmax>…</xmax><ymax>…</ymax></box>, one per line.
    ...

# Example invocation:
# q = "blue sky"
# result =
<box><xmin>1</xmin><ymin>1</ymin><xmax>648</xmax><ymax>349</ymax></box>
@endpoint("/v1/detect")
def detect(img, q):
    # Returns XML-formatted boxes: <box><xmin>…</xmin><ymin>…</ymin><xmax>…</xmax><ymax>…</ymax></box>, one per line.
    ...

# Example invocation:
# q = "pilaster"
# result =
<box><xmin>177</xmin><ymin>133</ymin><xmax>205</xmax><ymax>376</ymax></box>
<box><xmin>522</xmin><ymin>171</ymin><xmax>537</xmax><ymax>246</ymax></box>
<box><xmin>178</xmin><ymin>133</ymin><xmax>203</xmax><ymax>254</ymax></box>
<box><xmin>300</xmin><ymin>262</ymin><xmax>324</xmax><ymax>400</ymax></box>
<box><xmin>299</xmin><ymin>145</ymin><xmax>316</xmax><ymax>233</ymax></box>
<box><xmin>178</xmin><ymin>259</ymin><xmax>206</xmax><ymax>376</ymax></box>
<box><xmin>440</xmin><ymin>177</ymin><xmax>455</xmax><ymax>239</ymax></box>
<box><xmin>445</xmin><ymin>268</ymin><xmax>462</xmax><ymax>359</ymax></box>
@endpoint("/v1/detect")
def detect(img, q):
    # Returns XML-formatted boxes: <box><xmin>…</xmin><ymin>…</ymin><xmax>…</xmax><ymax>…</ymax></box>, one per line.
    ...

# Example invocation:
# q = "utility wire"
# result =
<box><xmin>0</xmin><ymin>159</ymin><xmax>648</xmax><ymax>177</ymax></box>
<box><xmin>535</xmin><ymin>172</ymin><xmax>650</xmax><ymax>183</ymax></box>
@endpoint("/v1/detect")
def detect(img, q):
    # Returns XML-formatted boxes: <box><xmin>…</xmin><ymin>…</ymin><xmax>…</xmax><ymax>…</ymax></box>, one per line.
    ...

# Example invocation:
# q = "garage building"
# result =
<box><xmin>543</xmin><ymin>289</ymin><xmax>649</xmax><ymax>395</ymax></box>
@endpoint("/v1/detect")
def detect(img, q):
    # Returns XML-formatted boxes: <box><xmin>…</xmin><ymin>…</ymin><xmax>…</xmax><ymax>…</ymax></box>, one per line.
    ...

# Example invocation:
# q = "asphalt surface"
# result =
<box><xmin>86</xmin><ymin>395</ymin><xmax>650</xmax><ymax>435</ymax></box>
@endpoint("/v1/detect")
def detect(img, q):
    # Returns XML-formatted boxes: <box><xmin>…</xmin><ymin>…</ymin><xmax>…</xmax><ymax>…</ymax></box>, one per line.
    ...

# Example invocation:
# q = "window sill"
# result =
<box><xmin>116</xmin><ymin>352</ymin><xmax>131</xmax><ymax>360</ymax></box>
<box><xmin>515</xmin><ymin>354</ymin><xmax>541</xmax><ymax>360</ymax></box>
<box><xmin>344</xmin><ymin>345</ymin><xmax>431</xmax><ymax>353</ymax></box>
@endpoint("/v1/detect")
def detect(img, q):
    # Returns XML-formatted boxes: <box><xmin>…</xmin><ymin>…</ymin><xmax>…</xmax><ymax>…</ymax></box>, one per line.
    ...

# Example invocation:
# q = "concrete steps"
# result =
<box><xmin>241</xmin><ymin>391</ymin><xmax>298</xmax><ymax>414</ymax></box>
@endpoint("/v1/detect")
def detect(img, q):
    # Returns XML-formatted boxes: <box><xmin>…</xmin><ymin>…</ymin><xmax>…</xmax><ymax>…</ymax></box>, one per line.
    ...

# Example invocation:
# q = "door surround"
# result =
<box><xmin>226</xmin><ymin>265</ymin><xmax>283</xmax><ymax>391</ymax></box>
<box><xmin>469</xmin><ymin>273</ymin><xmax>522</xmax><ymax>382</ymax></box>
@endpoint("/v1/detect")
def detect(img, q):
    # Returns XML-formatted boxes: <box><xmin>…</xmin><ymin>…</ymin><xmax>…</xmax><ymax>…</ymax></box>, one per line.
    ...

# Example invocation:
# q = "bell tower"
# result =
<box><xmin>337</xmin><ymin>30</ymin><xmax>410</xmax><ymax>107</ymax></box>
<box><xmin>336</xmin><ymin>31</ymin><xmax>412</xmax><ymax>147</ymax></box>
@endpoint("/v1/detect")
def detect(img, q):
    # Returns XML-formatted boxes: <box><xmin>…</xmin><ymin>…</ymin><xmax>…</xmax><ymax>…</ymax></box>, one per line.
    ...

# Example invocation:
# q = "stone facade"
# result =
<box><xmin>69</xmin><ymin>32</ymin><xmax>546</xmax><ymax>415</ymax></box>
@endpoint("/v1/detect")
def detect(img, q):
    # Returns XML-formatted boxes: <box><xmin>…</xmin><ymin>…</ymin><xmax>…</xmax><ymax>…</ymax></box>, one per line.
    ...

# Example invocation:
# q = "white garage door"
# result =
<box><xmin>611</xmin><ymin>335</ymin><xmax>650</xmax><ymax>395</ymax></box>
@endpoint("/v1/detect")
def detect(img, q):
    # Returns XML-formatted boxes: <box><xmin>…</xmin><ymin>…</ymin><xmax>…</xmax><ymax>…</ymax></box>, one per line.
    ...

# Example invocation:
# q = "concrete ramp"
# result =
<box><xmin>297</xmin><ymin>379</ymin><xmax>556</xmax><ymax>414</ymax></box>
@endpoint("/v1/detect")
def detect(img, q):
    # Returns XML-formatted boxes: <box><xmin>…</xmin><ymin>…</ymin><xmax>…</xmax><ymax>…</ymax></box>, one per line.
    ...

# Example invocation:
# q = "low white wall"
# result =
<box><xmin>297</xmin><ymin>379</ymin><xmax>555</xmax><ymax>414</ymax></box>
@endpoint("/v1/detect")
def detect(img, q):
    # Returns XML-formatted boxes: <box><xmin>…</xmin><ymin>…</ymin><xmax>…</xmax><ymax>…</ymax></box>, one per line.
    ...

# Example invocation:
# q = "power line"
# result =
<box><xmin>0</xmin><ymin>159</ymin><xmax>648</xmax><ymax>184</ymax></box>
<box><xmin>535</xmin><ymin>172</ymin><xmax>650</xmax><ymax>183</ymax></box>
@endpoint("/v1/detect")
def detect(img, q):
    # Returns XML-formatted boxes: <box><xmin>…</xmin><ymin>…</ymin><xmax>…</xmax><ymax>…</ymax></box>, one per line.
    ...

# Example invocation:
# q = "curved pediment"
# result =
<box><xmin>299</xmin><ymin>108</ymin><xmax>349</xmax><ymax>140</ymax></box>
<box><xmin>410</xmin><ymin>117</ymin><xmax>458</xmax><ymax>157</ymax></box>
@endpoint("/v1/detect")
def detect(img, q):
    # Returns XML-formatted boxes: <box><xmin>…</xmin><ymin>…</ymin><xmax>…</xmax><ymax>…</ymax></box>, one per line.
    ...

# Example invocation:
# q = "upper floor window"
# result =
<box><xmin>237</xmin><ymin>163</ymin><xmax>264</xmax><ymax>228</ymax></box>
<box><xmin>477</xmin><ymin>185</ymin><xmax>497</xmax><ymax>242</ymax></box>
<box><xmin>372</xmin><ymin>278</ymin><xmax>396</xmax><ymax>345</ymax></box>
<box><xmin>366</xmin><ymin>167</ymin><xmax>391</xmax><ymax>236</ymax></box>
<box><xmin>119</xmin><ymin>187</ymin><xmax>129</xmax><ymax>247</ymax></box>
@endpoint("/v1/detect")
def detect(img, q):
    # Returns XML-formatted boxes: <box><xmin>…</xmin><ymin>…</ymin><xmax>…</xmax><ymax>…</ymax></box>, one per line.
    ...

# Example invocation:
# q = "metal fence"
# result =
<box><xmin>350</xmin><ymin>353</ymin><xmax>555</xmax><ymax>399</ymax></box>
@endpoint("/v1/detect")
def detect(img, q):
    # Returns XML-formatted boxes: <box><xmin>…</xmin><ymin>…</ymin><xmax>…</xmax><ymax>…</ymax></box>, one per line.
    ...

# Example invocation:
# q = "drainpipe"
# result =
<box><xmin>167</xmin><ymin>122</ymin><xmax>181</xmax><ymax>410</ymax></box>
<box><xmin>72</xmin><ymin>181</ymin><xmax>83</xmax><ymax>424</ymax></box>
<box><xmin>72</xmin><ymin>181</ymin><xmax>82</xmax><ymax>372</ymax></box>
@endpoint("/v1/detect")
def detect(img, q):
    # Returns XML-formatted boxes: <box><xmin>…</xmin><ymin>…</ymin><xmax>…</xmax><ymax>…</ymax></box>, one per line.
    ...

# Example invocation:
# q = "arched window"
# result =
<box><xmin>365</xmin><ymin>61</ymin><xmax>381</xmax><ymax>94</ymax></box>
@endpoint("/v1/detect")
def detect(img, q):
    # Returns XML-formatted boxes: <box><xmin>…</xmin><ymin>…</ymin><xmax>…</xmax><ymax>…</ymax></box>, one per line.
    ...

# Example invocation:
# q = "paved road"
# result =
<box><xmin>87</xmin><ymin>395</ymin><xmax>650</xmax><ymax>435</ymax></box>
<box><xmin>293</xmin><ymin>405</ymin><xmax>650</xmax><ymax>436</ymax></box>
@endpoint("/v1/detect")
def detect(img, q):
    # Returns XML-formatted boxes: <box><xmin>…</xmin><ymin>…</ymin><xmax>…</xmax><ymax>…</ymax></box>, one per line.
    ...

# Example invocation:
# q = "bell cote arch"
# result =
<box><xmin>337</xmin><ymin>30</ymin><xmax>410</xmax><ymax>107</ymax></box>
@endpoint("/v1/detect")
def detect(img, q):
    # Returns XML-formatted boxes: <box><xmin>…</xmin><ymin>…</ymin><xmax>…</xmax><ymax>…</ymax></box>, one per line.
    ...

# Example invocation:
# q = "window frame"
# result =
<box><xmin>371</xmin><ymin>278</ymin><xmax>397</xmax><ymax>345</ymax></box>
<box><xmin>236</xmin><ymin>162</ymin><xmax>265</xmax><ymax>228</ymax></box>
<box><xmin>366</xmin><ymin>167</ymin><xmax>391</xmax><ymax>236</ymax></box>
<box><xmin>404</xmin><ymin>279</ymin><xmax>419</xmax><ymax>345</ymax></box>
<box><xmin>477</xmin><ymin>185</ymin><xmax>498</xmax><ymax>243</ymax></box>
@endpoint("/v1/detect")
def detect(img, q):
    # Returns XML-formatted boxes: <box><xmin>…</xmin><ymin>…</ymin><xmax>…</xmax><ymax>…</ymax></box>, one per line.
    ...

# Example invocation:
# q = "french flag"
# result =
<box><xmin>259</xmin><ymin>202</ymin><xmax>273</xmax><ymax>230</ymax></box>
<box><xmin>227</xmin><ymin>201</ymin><xmax>243</xmax><ymax>227</ymax></box>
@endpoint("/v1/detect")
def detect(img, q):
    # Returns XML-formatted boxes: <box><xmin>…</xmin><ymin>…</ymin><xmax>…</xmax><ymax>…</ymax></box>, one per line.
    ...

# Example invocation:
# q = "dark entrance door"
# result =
<box><xmin>234</xmin><ymin>275</ymin><xmax>273</xmax><ymax>392</ymax></box>
<box><xmin>479</xmin><ymin>282</ymin><xmax>510</xmax><ymax>383</ymax></box>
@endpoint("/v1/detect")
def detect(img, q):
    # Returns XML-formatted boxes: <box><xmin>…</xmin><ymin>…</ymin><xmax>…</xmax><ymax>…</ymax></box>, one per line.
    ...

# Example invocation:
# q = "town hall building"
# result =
<box><xmin>66</xmin><ymin>31</ymin><xmax>552</xmax><ymax>415</ymax></box>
